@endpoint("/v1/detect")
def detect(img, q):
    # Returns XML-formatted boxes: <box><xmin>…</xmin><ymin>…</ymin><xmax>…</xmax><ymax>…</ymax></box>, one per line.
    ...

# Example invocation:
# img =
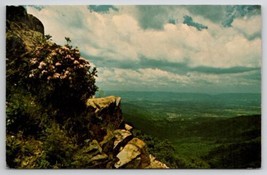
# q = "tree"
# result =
<box><xmin>65</xmin><ymin>37</ymin><xmax>71</xmax><ymax>45</ymax></box>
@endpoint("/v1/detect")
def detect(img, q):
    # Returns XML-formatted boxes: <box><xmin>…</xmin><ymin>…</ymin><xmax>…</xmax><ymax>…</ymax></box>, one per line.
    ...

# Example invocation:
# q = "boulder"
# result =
<box><xmin>114</xmin><ymin>141</ymin><xmax>140</xmax><ymax>168</ymax></box>
<box><xmin>145</xmin><ymin>155</ymin><xmax>169</xmax><ymax>169</ymax></box>
<box><xmin>114</xmin><ymin>138</ymin><xmax>150</xmax><ymax>168</ymax></box>
<box><xmin>113</xmin><ymin>129</ymin><xmax>133</xmax><ymax>154</ymax></box>
<box><xmin>124</xmin><ymin>123</ymin><xmax>133</xmax><ymax>131</ymax></box>
<box><xmin>86</xmin><ymin>96</ymin><xmax>121</xmax><ymax>114</ymax></box>
<box><xmin>87</xmin><ymin>96</ymin><xmax>123</xmax><ymax>141</ymax></box>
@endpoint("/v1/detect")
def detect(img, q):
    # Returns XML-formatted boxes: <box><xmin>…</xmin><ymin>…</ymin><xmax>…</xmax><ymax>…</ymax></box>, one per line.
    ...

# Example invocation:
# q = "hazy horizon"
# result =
<box><xmin>101</xmin><ymin>89</ymin><xmax>261</xmax><ymax>95</ymax></box>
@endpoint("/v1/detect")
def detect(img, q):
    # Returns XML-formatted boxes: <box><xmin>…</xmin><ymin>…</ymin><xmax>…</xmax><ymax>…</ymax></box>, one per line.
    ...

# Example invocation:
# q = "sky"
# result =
<box><xmin>26</xmin><ymin>5</ymin><xmax>262</xmax><ymax>94</ymax></box>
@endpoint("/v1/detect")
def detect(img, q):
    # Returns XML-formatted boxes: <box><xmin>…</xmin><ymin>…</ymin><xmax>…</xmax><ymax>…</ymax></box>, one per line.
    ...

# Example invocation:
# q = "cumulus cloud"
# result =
<box><xmin>26</xmin><ymin>5</ymin><xmax>261</xmax><ymax>93</ymax></box>
<box><xmin>96</xmin><ymin>67</ymin><xmax>260</xmax><ymax>93</ymax></box>
<box><xmin>232</xmin><ymin>15</ymin><xmax>261</xmax><ymax>40</ymax></box>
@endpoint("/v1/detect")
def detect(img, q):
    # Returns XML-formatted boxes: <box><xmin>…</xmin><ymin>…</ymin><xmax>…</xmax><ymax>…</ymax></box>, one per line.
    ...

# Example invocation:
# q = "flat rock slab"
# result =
<box><xmin>113</xmin><ymin>129</ymin><xmax>133</xmax><ymax>153</ymax></box>
<box><xmin>114</xmin><ymin>138</ymin><xmax>147</xmax><ymax>168</ymax></box>
<box><xmin>86</xmin><ymin>96</ymin><xmax>121</xmax><ymax>113</ymax></box>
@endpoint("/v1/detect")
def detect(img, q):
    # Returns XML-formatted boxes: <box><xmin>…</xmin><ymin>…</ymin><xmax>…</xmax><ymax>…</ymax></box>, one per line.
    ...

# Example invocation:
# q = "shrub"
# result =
<box><xmin>25</xmin><ymin>41</ymin><xmax>98</xmax><ymax>112</ymax></box>
<box><xmin>42</xmin><ymin>123</ymin><xmax>78</xmax><ymax>168</ymax></box>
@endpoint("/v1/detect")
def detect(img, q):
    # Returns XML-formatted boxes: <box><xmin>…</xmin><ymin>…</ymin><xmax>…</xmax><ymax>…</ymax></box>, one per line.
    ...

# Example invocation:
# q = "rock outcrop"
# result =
<box><xmin>6</xmin><ymin>6</ymin><xmax>44</xmax><ymax>59</ymax></box>
<box><xmin>86</xmin><ymin>96</ymin><xmax>168</xmax><ymax>168</ymax></box>
<box><xmin>7</xmin><ymin>6</ymin><xmax>44</xmax><ymax>35</ymax></box>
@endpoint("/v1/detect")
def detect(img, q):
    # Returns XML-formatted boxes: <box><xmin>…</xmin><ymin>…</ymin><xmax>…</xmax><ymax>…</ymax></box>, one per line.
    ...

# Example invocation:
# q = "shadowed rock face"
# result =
<box><xmin>7</xmin><ymin>6</ymin><xmax>44</xmax><ymax>35</ymax></box>
<box><xmin>6</xmin><ymin>6</ymin><xmax>44</xmax><ymax>59</ymax></box>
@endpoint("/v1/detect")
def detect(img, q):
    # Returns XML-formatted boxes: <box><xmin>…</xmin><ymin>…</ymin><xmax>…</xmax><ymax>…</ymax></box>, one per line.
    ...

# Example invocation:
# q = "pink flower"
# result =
<box><xmin>41</xmin><ymin>70</ymin><xmax>47</xmax><ymax>74</ymax></box>
<box><xmin>74</xmin><ymin>60</ymin><xmax>79</xmax><ymax>65</ymax></box>
<box><xmin>60</xmin><ymin>75</ymin><xmax>67</xmax><ymax>79</ymax></box>
<box><xmin>51</xmin><ymin>52</ymin><xmax>57</xmax><ymax>56</ymax></box>
<box><xmin>62</xmin><ymin>46</ymin><xmax>70</xmax><ymax>50</ymax></box>
<box><xmin>65</xmin><ymin>54</ymin><xmax>71</xmax><ymax>59</ymax></box>
<box><xmin>64</xmin><ymin>70</ymin><xmax>70</xmax><ymax>75</ymax></box>
<box><xmin>53</xmin><ymin>73</ymin><xmax>60</xmax><ymax>79</ymax></box>
<box><xmin>38</xmin><ymin>61</ymin><xmax>46</xmax><ymax>69</ymax></box>
<box><xmin>55</xmin><ymin>62</ymin><xmax>61</xmax><ymax>66</ymax></box>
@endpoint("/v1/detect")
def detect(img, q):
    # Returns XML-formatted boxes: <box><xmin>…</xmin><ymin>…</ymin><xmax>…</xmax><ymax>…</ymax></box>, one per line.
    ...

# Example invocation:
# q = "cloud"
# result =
<box><xmin>191</xmin><ymin>66</ymin><xmax>259</xmax><ymax>74</ymax></box>
<box><xmin>96</xmin><ymin>67</ymin><xmax>190</xmax><ymax>91</ymax></box>
<box><xmin>232</xmin><ymin>15</ymin><xmax>261</xmax><ymax>40</ymax></box>
<box><xmin>26</xmin><ymin>5</ymin><xmax>261</xmax><ymax>93</ymax></box>
<box><xmin>96</xmin><ymin>67</ymin><xmax>260</xmax><ymax>93</ymax></box>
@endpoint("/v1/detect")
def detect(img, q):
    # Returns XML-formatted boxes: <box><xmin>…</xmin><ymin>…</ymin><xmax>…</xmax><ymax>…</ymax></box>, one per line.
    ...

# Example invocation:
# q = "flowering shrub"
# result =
<box><xmin>26</xmin><ymin>42</ymin><xmax>98</xmax><ymax>112</ymax></box>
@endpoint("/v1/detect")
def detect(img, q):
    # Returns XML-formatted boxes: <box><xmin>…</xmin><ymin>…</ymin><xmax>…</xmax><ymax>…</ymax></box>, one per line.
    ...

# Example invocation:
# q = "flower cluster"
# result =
<box><xmin>27</xmin><ymin>42</ymin><xmax>97</xmax><ymax>99</ymax></box>
<box><xmin>29</xmin><ymin>44</ymin><xmax>92</xmax><ymax>81</ymax></box>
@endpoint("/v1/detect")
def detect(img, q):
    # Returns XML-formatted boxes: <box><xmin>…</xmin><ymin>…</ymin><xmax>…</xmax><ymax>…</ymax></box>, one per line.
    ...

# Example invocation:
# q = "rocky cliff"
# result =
<box><xmin>86</xmin><ymin>96</ymin><xmax>168</xmax><ymax>168</ymax></box>
<box><xmin>6</xmin><ymin>6</ymin><xmax>168</xmax><ymax>169</ymax></box>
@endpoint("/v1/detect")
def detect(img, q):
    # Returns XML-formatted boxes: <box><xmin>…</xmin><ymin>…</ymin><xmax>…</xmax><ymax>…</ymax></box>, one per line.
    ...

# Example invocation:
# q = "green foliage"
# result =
<box><xmin>6</xmin><ymin>132</ymin><xmax>43</xmax><ymax>168</ymax></box>
<box><xmin>6</xmin><ymin>34</ymin><xmax>26</xmax><ymax>59</ymax></box>
<box><xmin>6</xmin><ymin>90</ymin><xmax>46</xmax><ymax>137</ymax></box>
<box><xmin>45</xmin><ymin>34</ymin><xmax>52</xmax><ymax>41</ymax></box>
<box><xmin>42</xmin><ymin>123</ymin><xmax>78</xmax><ymax>168</ymax></box>
<box><xmin>65</xmin><ymin>37</ymin><xmax>71</xmax><ymax>45</ymax></box>
<box><xmin>133</xmin><ymin>129</ymin><xmax>210</xmax><ymax>168</ymax></box>
<box><xmin>204</xmin><ymin>139</ymin><xmax>261</xmax><ymax>168</ymax></box>
<box><xmin>129</xmin><ymin>113</ymin><xmax>261</xmax><ymax>169</ymax></box>
<box><xmin>6</xmin><ymin>35</ymin><xmax>99</xmax><ymax>168</ymax></box>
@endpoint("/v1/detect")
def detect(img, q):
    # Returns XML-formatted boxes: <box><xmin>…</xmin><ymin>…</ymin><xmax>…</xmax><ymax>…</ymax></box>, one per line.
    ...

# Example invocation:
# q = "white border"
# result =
<box><xmin>0</xmin><ymin>0</ymin><xmax>266</xmax><ymax>175</ymax></box>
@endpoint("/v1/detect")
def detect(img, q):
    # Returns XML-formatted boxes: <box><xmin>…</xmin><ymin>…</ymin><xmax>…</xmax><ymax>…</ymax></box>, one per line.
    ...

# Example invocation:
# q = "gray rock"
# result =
<box><xmin>86</xmin><ymin>96</ymin><xmax>121</xmax><ymax>114</ymax></box>
<box><xmin>114</xmin><ymin>142</ymin><xmax>140</xmax><ymax>168</ymax></box>
<box><xmin>113</xmin><ymin>129</ymin><xmax>133</xmax><ymax>154</ymax></box>
<box><xmin>124</xmin><ymin>123</ymin><xmax>133</xmax><ymax>131</ymax></box>
<box><xmin>145</xmin><ymin>154</ymin><xmax>169</xmax><ymax>169</ymax></box>
<box><xmin>114</xmin><ymin>138</ymin><xmax>150</xmax><ymax>168</ymax></box>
